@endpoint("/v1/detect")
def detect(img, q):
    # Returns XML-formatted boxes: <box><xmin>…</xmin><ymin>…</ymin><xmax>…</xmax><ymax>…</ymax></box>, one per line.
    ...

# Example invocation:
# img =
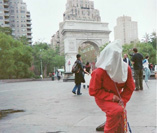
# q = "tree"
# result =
<box><xmin>141</xmin><ymin>32</ymin><xmax>156</xmax><ymax>49</ymax></box>
<box><xmin>0</xmin><ymin>26</ymin><xmax>12</xmax><ymax>35</ymax></box>
<box><xmin>0</xmin><ymin>32</ymin><xmax>33</xmax><ymax>79</ymax></box>
<box><xmin>137</xmin><ymin>43</ymin><xmax>156</xmax><ymax>64</ymax></box>
<box><xmin>31</xmin><ymin>43</ymin><xmax>49</xmax><ymax>76</ymax></box>
<box><xmin>99</xmin><ymin>43</ymin><xmax>109</xmax><ymax>52</ymax></box>
<box><xmin>142</xmin><ymin>33</ymin><xmax>151</xmax><ymax>43</ymax></box>
<box><xmin>149</xmin><ymin>32</ymin><xmax>157</xmax><ymax>49</ymax></box>
<box><xmin>78</xmin><ymin>45</ymin><xmax>97</xmax><ymax>65</ymax></box>
<box><xmin>53</xmin><ymin>55</ymin><xmax>65</xmax><ymax>68</ymax></box>
<box><xmin>122</xmin><ymin>42</ymin><xmax>156</xmax><ymax>65</ymax></box>
<box><xmin>17</xmin><ymin>36</ymin><xmax>29</xmax><ymax>45</ymax></box>
<box><xmin>32</xmin><ymin>42</ymin><xmax>65</xmax><ymax>77</ymax></box>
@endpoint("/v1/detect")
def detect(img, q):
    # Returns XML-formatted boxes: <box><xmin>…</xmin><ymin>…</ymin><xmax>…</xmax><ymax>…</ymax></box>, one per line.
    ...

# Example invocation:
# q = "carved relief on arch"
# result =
<box><xmin>68</xmin><ymin>22</ymin><xmax>74</xmax><ymax>26</ymax></box>
<box><xmin>69</xmin><ymin>41</ymin><xmax>76</xmax><ymax>51</ymax></box>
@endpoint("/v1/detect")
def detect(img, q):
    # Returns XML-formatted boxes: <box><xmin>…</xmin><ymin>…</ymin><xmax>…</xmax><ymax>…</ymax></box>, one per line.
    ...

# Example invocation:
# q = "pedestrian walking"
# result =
<box><xmin>72</xmin><ymin>54</ymin><xmax>85</xmax><ymax>95</ymax></box>
<box><xmin>83</xmin><ymin>62</ymin><xmax>91</xmax><ymax>89</ymax></box>
<box><xmin>131</xmin><ymin>48</ymin><xmax>144</xmax><ymax>91</ymax></box>
<box><xmin>89</xmin><ymin>40</ymin><xmax>135</xmax><ymax>133</ymax></box>
<box><xmin>56</xmin><ymin>70</ymin><xmax>61</xmax><ymax>81</ymax></box>
<box><xmin>123</xmin><ymin>54</ymin><xmax>132</xmax><ymax>67</ymax></box>
<box><xmin>143</xmin><ymin>56</ymin><xmax>151</xmax><ymax>82</ymax></box>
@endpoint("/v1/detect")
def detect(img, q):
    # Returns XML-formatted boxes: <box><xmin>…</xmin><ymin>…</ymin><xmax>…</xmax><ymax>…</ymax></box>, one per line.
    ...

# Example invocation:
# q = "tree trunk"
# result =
<box><xmin>44</xmin><ymin>65</ymin><xmax>47</xmax><ymax>78</ymax></box>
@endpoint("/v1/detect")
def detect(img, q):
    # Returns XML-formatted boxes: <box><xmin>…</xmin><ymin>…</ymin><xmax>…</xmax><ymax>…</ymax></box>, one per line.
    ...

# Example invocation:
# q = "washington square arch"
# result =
<box><xmin>51</xmin><ymin>0</ymin><xmax>111</xmax><ymax>72</ymax></box>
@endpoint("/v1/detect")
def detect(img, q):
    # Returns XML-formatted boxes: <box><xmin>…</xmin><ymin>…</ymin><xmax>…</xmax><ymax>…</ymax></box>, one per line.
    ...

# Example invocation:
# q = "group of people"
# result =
<box><xmin>71</xmin><ymin>40</ymin><xmax>152</xmax><ymax>132</ymax></box>
<box><xmin>72</xmin><ymin>44</ymin><xmax>151</xmax><ymax>96</ymax></box>
<box><xmin>123</xmin><ymin>48</ymin><xmax>151</xmax><ymax>91</ymax></box>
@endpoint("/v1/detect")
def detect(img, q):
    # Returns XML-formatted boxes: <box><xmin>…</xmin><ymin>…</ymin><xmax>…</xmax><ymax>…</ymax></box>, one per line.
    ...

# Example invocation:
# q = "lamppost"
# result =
<box><xmin>40</xmin><ymin>49</ymin><xmax>43</xmax><ymax>79</ymax></box>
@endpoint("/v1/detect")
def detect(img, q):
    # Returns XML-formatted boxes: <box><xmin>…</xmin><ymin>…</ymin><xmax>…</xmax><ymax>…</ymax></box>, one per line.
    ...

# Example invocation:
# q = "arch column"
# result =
<box><xmin>64</xmin><ymin>38</ymin><xmax>78</xmax><ymax>72</ymax></box>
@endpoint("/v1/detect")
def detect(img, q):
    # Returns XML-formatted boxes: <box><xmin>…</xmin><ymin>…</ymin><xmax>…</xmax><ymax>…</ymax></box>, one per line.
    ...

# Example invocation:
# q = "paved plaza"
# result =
<box><xmin>0</xmin><ymin>79</ymin><xmax>156</xmax><ymax>133</ymax></box>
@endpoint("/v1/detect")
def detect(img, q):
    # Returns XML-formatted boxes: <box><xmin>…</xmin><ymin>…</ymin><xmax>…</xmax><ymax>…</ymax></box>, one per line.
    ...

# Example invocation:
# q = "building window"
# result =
<box><xmin>22</xmin><ymin>29</ymin><xmax>26</xmax><ymax>32</ymax></box>
<box><xmin>10</xmin><ymin>10</ymin><xmax>14</xmax><ymax>13</ymax></box>
<box><xmin>11</xmin><ymin>24</ymin><xmax>15</xmax><ymax>27</ymax></box>
<box><xmin>21</xmin><ymin>6</ymin><xmax>25</xmax><ymax>9</ymax></box>
<box><xmin>0</xmin><ymin>16</ymin><xmax>3</xmax><ymax>19</ymax></box>
<box><xmin>10</xmin><ymin>15</ymin><xmax>14</xmax><ymax>18</ymax></box>
<box><xmin>21</xmin><ymin>10</ymin><xmax>25</xmax><ymax>13</ymax></box>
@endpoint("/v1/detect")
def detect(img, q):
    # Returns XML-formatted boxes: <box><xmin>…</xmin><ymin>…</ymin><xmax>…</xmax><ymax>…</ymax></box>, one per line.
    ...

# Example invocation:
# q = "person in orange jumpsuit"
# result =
<box><xmin>89</xmin><ymin>40</ymin><xmax>135</xmax><ymax>133</ymax></box>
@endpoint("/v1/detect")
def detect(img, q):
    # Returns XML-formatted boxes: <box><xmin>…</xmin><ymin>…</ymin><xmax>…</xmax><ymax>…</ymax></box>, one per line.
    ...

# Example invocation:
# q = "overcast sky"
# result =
<box><xmin>23</xmin><ymin>0</ymin><xmax>156</xmax><ymax>44</ymax></box>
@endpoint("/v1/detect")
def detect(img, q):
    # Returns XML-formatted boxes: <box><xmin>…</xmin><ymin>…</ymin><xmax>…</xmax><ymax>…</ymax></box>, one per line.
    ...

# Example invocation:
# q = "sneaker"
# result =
<box><xmin>72</xmin><ymin>91</ymin><xmax>76</xmax><ymax>94</ymax></box>
<box><xmin>77</xmin><ymin>93</ymin><xmax>82</xmax><ymax>95</ymax></box>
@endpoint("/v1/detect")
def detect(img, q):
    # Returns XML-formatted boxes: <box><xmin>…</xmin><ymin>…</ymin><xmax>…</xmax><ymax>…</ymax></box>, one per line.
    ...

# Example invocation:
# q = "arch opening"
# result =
<box><xmin>78</xmin><ymin>41</ymin><xmax>100</xmax><ymax>70</ymax></box>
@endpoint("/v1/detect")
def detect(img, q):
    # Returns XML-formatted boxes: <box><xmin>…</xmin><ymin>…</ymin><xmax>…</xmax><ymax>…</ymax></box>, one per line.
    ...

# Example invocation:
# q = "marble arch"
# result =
<box><xmin>60</xmin><ymin>20</ymin><xmax>111</xmax><ymax>72</ymax></box>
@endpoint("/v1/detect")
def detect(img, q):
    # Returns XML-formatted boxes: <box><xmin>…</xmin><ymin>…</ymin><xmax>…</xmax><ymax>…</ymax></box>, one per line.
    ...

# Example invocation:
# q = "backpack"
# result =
<box><xmin>72</xmin><ymin>62</ymin><xmax>80</xmax><ymax>73</ymax></box>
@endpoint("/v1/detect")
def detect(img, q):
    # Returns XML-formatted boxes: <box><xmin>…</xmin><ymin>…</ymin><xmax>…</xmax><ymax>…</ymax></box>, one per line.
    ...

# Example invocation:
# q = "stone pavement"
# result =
<box><xmin>0</xmin><ymin>79</ymin><xmax>156</xmax><ymax>133</ymax></box>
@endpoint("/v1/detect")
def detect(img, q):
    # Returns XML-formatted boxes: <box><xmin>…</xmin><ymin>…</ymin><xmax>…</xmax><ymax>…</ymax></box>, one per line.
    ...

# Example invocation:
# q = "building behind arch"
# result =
<box><xmin>50</xmin><ymin>0</ymin><xmax>109</xmax><ymax>54</ymax></box>
<box><xmin>114</xmin><ymin>15</ymin><xmax>138</xmax><ymax>45</ymax></box>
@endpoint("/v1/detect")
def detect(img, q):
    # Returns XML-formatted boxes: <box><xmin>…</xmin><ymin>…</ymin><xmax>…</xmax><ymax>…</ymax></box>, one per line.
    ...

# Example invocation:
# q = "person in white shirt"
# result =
<box><xmin>143</xmin><ymin>56</ymin><xmax>151</xmax><ymax>82</ymax></box>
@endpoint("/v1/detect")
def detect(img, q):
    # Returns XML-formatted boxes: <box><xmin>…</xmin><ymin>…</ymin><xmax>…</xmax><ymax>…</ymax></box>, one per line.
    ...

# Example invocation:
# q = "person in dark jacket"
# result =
<box><xmin>123</xmin><ymin>54</ymin><xmax>132</xmax><ymax>67</ymax></box>
<box><xmin>72</xmin><ymin>54</ymin><xmax>85</xmax><ymax>95</ymax></box>
<box><xmin>131</xmin><ymin>48</ymin><xmax>144</xmax><ymax>91</ymax></box>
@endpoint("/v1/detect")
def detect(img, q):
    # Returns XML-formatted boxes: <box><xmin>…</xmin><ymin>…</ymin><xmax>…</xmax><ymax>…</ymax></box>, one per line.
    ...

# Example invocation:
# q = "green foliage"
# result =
<box><xmin>122</xmin><ymin>43</ymin><xmax>134</xmax><ymax>59</ymax></box>
<box><xmin>142</xmin><ymin>32</ymin><xmax>157</xmax><ymax>49</ymax></box>
<box><xmin>32</xmin><ymin>42</ymin><xmax>65</xmax><ymax>77</ymax></box>
<box><xmin>0</xmin><ymin>32</ymin><xmax>33</xmax><ymax>79</ymax></box>
<box><xmin>98</xmin><ymin>40</ymin><xmax>156</xmax><ymax>65</ymax></box>
<box><xmin>99</xmin><ymin>43</ymin><xmax>109</xmax><ymax>52</ymax></box>
<box><xmin>122</xmin><ymin>42</ymin><xmax>156</xmax><ymax>64</ymax></box>
<box><xmin>17</xmin><ymin>36</ymin><xmax>29</xmax><ymax>45</ymax></box>
<box><xmin>137</xmin><ymin>43</ymin><xmax>156</xmax><ymax>64</ymax></box>
<box><xmin>149</xmin><ymin>32</ymin><xmax>157</xmax><ymax>49</ymax></box>
<box><xmin>0</xmin><ymin>26</ymin><xmax>12</xmax><ymax>35</ymax></box>
<box><xmin>53</xmin><ymin>55</ymin><xmax>65</xmax><ymax>68</ymax></box>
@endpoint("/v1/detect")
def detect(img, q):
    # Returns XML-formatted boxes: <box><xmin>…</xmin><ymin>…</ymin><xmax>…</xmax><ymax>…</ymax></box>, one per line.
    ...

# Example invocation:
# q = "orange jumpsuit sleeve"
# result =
<box><xmin>89</xmin><ymin>69</ymin><xmax>114</xmax><ymax>101</ymax></box>
<box><xmin>121</xmin><ymin>66</ymin><xmax>135</xmax><ymax>105</ymax></box>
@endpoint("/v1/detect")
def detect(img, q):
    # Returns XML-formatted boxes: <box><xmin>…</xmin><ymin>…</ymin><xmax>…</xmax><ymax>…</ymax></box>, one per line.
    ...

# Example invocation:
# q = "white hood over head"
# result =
<box><xmin>96</xmin><ymin>40</ymin><xmax>128</xmax><ymax>83</ymax></box>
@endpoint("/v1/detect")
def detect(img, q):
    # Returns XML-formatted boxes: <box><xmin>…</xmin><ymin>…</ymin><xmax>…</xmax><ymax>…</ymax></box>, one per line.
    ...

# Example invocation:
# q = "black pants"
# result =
<box><xmin>134</xmin><ymin>69</ymin><xmax>143</xmax><ymax>90</ymax></box>
<box><xmin>57</xmin><ymin>76</ymin><xmax>61</xmax><ymax>80</ymax></box>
